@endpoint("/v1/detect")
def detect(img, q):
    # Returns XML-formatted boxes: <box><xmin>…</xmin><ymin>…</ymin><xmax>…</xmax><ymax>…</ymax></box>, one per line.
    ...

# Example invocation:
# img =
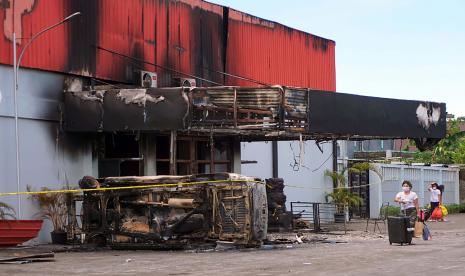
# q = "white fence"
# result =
<box><xmin>369</xmin><ymin>163</ymin><xmax>460</xmax><ymax>218</ymax></box>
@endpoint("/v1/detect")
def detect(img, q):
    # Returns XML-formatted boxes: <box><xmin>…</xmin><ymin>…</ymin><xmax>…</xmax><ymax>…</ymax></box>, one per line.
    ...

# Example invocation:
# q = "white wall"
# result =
<box><xmin>241</xmin><ymin>142</ymin><xmax>273</xmax><ymax>179</ymax></box>
<box><xmin>369</xmin><ymin>163</ymin><xmax>460</xmax><ymax>218</ymax></box>
<box><xmin>0</xmin><ymin>65</ymin><xmax>93</xmax><ymax>243</ymax></box>
<box><xmin>241</xmin><ymin>140</ymin><xmax>334</xmax><ymax>207</ymax></box>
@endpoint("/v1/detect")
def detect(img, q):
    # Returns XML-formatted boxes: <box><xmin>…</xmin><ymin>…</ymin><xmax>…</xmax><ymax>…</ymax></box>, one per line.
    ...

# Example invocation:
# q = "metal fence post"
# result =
<box><xmin>313</xmin><ymin>203</ymin><xmax>320</xmax><ymax>232</ymax></box>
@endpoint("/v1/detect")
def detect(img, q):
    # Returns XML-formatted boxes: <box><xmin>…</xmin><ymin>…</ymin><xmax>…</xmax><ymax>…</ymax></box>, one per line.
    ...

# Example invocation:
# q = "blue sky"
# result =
<box><xmin>211</xmin><ymin>0</ymin><xmax>465</xmax><ymax>117</ymax></box>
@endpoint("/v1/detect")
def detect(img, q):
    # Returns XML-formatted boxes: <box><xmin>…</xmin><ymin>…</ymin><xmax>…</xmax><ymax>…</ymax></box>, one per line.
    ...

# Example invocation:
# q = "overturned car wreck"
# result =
<box><xmin>76</xmin><ymin>173</ymin><xmax>268</xmax><ymax>248</ymax></box>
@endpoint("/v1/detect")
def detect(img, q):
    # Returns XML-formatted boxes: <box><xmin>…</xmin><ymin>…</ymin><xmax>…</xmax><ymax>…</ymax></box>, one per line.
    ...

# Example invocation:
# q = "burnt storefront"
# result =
<box><xmin>64</xmin><ymin>85</ymin><xmax>446</xmax><ymax>180</ymax></box>
<box><xmin>96</xmin><ymin>133</ymin><xmax>236</xmax><ymax>177</ymax></box>
<box><xmin>63</xmin><ymin>84</ymin><xmax>446</xmax><ymax>247</ymax></box>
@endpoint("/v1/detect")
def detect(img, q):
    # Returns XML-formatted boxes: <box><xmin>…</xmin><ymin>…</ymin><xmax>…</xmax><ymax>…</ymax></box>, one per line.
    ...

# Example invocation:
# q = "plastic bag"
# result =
<box><xmin>440</xmin><ymin>205</ymin><xmax>448</xmax><ymax>217</ymax></box>
<box><xmin>414</xmin><ymin>221</ymin><xmax>424</xmax><ymax>238</ymax></box>
<box><xmin>431</xmin><ymin>207</ymin><xmax>443</xmax><ymax>220</ymax></box>
<box><xmin>422</xmin><ymin>224</ymin><xmax>432</xmax><ymax>240</ymax></box>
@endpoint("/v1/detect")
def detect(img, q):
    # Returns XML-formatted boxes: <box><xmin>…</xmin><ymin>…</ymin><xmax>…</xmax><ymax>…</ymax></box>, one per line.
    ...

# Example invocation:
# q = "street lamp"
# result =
<box><xmin>12</xmin><ymin>12</ymin><xmax>81</xmax><ymax>218</ymax></box>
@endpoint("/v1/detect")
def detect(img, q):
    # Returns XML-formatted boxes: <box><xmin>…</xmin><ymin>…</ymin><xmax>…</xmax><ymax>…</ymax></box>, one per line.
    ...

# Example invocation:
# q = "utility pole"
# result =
<box><xmin>12</xmin><ymin>12</ymin><xmax>81</xmax><ymax>218</ymax></box>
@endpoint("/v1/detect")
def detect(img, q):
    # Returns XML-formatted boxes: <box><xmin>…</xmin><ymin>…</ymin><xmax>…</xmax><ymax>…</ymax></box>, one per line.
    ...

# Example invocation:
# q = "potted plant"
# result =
<box><xmin>325</xmin><ymin>162</ymin><xmax>381</xmax><ymax>223</ymax></box>
<box><xmin>0</xmin><ymin>201</ymin><xmax>43</xmax><ymax>247</ymax></box>
<box><xmin>28</xmin><ymin>187</ymin><xmax>68</xmax><ymax>244</ymax></box>
<box><xmin>325</xmin><ymin>168</ymin><xmax>363</xmax><ymax>223</ymax></box>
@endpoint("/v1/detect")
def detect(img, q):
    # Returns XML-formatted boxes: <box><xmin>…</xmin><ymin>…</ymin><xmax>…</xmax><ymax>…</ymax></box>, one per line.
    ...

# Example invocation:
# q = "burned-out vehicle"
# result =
<box><xmin>77</xmin><ymin>173</ymin><xmax>267</xmax><ymax>248</ymax></box>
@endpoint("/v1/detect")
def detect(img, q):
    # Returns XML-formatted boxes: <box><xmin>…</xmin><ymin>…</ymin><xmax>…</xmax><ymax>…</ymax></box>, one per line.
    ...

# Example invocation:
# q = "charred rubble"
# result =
<box><xmin>266</xmin><ymin>178</ymin><xmax>294</xmax><ymax>232</ymax></box>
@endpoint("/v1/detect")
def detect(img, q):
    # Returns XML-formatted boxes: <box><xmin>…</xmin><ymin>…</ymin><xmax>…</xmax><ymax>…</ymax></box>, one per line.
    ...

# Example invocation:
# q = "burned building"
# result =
<box><xmin>0</xmin><ymin>0</ymin><xmax>446</xmax><ymax>243</ymax></box>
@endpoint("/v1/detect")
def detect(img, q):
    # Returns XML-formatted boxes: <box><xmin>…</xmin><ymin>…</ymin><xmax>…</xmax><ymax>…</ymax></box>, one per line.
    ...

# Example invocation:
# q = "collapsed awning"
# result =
<box><xmin>64</xmin><ymin>86</ymin><xmax>446</xmax><ymax>144</ymax></box>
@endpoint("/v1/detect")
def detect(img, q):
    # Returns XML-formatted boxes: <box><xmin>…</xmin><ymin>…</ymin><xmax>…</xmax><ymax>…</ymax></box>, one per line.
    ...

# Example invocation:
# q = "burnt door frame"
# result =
<box><xmin>349</xmin><ymin>168</ymin><xmax>370</xmax><ymax>218</ymax></box>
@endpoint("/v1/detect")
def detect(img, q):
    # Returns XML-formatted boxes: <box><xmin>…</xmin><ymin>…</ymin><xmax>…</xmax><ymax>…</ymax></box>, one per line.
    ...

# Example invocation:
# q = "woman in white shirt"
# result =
<box><xmin>394</xmin><ymin>180</ymin><xmax>419</xmax><ymax>225</ymax></box>
<box><xmin>428</xmin><ymin>182</ymin><xmax>443</xmax><ymax>221</ymax></box>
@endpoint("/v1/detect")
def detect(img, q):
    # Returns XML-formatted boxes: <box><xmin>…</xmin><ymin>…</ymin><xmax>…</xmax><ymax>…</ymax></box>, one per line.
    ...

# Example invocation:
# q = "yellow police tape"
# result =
<box><xmin>0</xmin><ymin>180</ymin><xmax>366</xmax><ymax>197</ymax></box>
<box><xmin>0</xmin><ymin>179</ymin><xmax>265</xmax><ymax>197</ymax></box>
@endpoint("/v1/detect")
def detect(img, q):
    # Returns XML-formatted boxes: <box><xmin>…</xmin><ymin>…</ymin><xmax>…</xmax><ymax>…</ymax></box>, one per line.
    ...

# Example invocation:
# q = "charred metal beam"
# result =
<box><xmin>272</xmin><ymin>141</ymin><xmax>278</xmax><ymax>178</ymax></box>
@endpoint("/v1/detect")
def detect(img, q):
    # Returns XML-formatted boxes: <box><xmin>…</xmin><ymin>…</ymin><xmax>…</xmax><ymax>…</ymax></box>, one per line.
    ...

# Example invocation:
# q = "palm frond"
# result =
<box><xmin>0</xmin><ymin>201</ymin><xmax>16</xmax><ymax>220</ymax></box>
<box><xmin>324</xmin><ymin>169</ymin><xmax>346</xmax><ymax>187</ymax></box>
<box><xmin>28</xmin><ymin>187</ymin><xmax>68</xmax><ymax>232</ymax></box>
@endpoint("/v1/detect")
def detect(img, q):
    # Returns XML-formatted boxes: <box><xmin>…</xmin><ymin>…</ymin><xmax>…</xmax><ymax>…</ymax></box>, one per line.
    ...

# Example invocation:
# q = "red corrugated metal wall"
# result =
<box><xmin>226</xmin><ymin>9</ymin><xmax>335</xmax><ymax>90</ymax></box>
<box><xmin>0</xmin><ymin>0</ymin><xmax>335</xmax><ymax>91</ymax></box>
<box><xmin>0</xmin><ymin>0</ymin><xmax>70</xmax><ymax>72</ymax></box>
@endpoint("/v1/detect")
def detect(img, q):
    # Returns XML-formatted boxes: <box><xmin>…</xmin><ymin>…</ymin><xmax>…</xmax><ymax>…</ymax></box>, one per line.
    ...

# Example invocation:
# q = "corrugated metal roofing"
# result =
<box><xmin>226</xmin><ymin>9</ymin><xmax>335</xmax><ymax>90</ymax></box>
<box><xmin>0</xmin><ymin>0</ymin><xmax>335</xmax><ymax>91</ymax></box>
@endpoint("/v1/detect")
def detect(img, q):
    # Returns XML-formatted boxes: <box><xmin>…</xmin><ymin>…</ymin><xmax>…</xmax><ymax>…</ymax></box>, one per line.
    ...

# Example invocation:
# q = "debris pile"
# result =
<box><xmin>0</xmin><ymin>252</ymin><xmax>54</xmax><ymax>264</ymax></box>
<box><xmin>266</xmin><ymin>178</ymin><xmax>293</xmax><ymax>232</ymax></box>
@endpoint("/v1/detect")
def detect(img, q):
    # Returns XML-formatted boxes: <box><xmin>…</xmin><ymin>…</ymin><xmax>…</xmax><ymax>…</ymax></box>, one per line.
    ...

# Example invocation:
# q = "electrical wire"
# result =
<box><xmin>96</xmin><ymin>45</ymin><xmax>275</xmax><ymax>88</ymax></box>
<box><xmin>311</xmin><ymin>152</ymin><xmax>334</xmax><ymax>172</ymax></box>
<box><xmin>95</xmin><ymin>45</ymin><xmax>223</xmax><ymax>86</ymax></box>
<box><xmin>200</xmin><ymin>66</ymin><xmax>272</xmax><ymax>87</ymax></box>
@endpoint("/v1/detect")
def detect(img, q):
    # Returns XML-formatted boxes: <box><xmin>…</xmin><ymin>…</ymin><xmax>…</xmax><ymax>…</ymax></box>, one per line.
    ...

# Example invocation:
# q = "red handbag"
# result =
<box><xmin>431</xmin><ymin>207</ymin><xmax>443</xmax><ymax>220</ymax></box>
<box><xmin>417</xmin><ymin>209</ymin><xmax>425</xmax><ymax>222</ymax></box>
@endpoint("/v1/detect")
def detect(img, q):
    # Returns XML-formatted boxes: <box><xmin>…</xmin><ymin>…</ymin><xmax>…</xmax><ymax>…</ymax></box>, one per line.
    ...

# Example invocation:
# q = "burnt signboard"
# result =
<box><xmin>307</xmin><ymin>90</ymin><xmax>446</xmax><ymax>139</ymax></box>
<box><xmin>64</xmin><ymin>86</ymin><xmax>447</xmax><ymax>144</ymax></box>
<box><xmin>65</xmin><ymin>87</ymin><xmax>188</xmax><ymax>131</ymax></box>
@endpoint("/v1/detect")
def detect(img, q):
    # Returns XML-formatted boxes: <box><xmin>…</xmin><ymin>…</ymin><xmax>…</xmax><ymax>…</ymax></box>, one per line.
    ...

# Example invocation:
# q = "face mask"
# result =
<box><xmin>402</xmin><ymin>187</ymin><xmax>410</xmax><ymax>192</ymax></box>
<box><xmin>432</xmin><ymin>187</ymin><xmax>437</xmax><ymax>190</ymax></box>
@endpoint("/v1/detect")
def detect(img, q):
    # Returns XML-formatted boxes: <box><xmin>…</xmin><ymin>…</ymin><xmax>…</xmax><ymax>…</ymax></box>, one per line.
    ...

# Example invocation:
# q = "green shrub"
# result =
<box><xmin>381</xmin><ymin>205</ymin><xmax>401</xmax><ymax>216</ymax></box>
<box><xmin>380</xmin><ymin>203</ymin><xmax>465</xmax><ymax>217</ymax></box>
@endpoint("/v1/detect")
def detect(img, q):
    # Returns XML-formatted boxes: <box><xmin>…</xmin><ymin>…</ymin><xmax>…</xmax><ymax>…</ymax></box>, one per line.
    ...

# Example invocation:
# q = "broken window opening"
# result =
<box><xmin>98</xmin><ymin>133</ymin><xmax>143</xmax><ymax>177</ymax></box>
<box><xmin>155</xmin><ymin>136</ymin><xmax>232</xmax><ymax>175</ymax></box>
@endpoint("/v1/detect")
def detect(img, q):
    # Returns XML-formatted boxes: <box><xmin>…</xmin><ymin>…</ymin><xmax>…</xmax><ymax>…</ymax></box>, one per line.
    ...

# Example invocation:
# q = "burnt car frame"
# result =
<box><xmin>73</xmin><ymin>173</ymin><xmax>268</xmax><ymax>248</ymax></box>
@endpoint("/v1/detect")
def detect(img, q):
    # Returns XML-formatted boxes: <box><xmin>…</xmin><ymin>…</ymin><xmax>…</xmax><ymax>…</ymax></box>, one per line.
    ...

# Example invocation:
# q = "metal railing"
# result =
<box><xmin>290</xmin><ymin>202</ymin><xmax>341</xmax><ymax>232</ymax></box>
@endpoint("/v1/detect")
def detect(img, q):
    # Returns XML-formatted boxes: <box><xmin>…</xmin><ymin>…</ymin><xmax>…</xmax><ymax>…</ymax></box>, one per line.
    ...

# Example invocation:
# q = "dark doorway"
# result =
<box><xmin>98</xmin><ymin>133</ymin><xmax>143</xmax><ymax>177</ymax></box>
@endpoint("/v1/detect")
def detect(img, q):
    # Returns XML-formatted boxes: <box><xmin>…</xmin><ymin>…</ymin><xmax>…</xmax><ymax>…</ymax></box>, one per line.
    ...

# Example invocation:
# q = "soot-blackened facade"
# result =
<box><xmin>1</xmin><ymin>0</ymin><xmax>336</xmax><ymax>90</ymax></box>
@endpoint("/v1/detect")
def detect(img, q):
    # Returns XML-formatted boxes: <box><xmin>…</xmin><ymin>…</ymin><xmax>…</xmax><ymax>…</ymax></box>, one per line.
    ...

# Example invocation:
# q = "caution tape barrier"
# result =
<box><xmin>0</xmin><ymin>180</ymin><xmax>372</xmax><ymax>197</ymax></box>
<box><xmin>0</xmin><ymin>179</ymin><xmax>265</xmax><ymax>197</ymax></box>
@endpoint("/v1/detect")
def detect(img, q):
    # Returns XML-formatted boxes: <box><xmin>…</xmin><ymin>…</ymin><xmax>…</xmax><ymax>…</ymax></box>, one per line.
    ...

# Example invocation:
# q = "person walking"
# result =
<box><xmin>394</xmin><ymin>180</ymin><xmax>419</xmax><ymax>226</ymax></box>
<box><xmin>428</xmin><ymin>182</ymin><xmax>442</xmax><ymax>222</ymax></box>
